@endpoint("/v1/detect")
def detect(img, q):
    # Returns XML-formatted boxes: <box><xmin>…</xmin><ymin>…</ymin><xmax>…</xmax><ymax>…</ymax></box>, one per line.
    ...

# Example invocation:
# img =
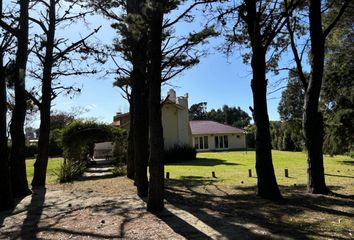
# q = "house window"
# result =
<box><xmin>194</xmin><ymin>137</ymin><xmax>199</xmax><ymax>149</ymax></box>
<box><xmin>204</xmin><ymin>136</ymin><xmax>209</xmax><ymax>149</ymax></box>
<box><xmin>224</xmin><ymin>135</ymin><xmax>228</xmax><ymax>148</ymax></box>
<box><xmin>195</xmin><ymin>136</ymin><xmax>209</xmax><ymax>150</ymax></box>
<box><xmin>215</xmin><ymin>135</ymin><xmax>229</xmax><ymax>149</ymax></box>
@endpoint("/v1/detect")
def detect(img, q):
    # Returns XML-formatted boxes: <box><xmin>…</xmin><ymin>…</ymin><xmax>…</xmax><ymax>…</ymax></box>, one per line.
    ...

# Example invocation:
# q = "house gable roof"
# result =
<box><xmin>190</xmin><ymin>120</ymin><xmax>244</xmax><ymax>135</ymax></box>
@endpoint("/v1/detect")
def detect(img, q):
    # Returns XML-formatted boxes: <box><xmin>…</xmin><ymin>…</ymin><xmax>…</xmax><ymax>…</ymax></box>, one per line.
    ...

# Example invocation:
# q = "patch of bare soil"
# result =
<box><xmin>0</xmin><ymin>178</ymin><xmax>182</xmax><ymax>240</ymax></box>
<box><xmin>1</xmin><ymin>176</ymin><xmax>353</xmax><ymax>240</ymax></box>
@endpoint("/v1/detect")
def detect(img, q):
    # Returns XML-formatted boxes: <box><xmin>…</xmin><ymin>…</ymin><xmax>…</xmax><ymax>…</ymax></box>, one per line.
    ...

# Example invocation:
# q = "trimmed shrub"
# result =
<box><xmin>55</xmin><ymin>160</ymin><xmax>86</xmax><ymax>183</ymax></box>
<box><xmin>61</xmin><ymin>121</ymin><xmax>125</xmax><ymax>162</ymax></box>
<box><xmin>112</xmin><ymin>164</ymin><xmax>127</xmax><ymax>177</ymax></box>
<box><xmin>164</xmin><ymin>144</ymin><xmax>196</xmax><ymax>163</ymax></box>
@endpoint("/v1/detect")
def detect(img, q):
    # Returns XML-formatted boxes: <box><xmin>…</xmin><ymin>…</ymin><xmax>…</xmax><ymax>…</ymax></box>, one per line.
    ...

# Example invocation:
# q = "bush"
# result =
<box><xmin>349</xmin><ymin>151</ymin><xmax>354</xmax><ymax>159</ymax></box>
<box><xmin>112</xmin><ymin>164</ymin><xmax>127</xmax><ymax>177</ymax></box>
<box><xmin>61</xmin><ymin>121</ymin><xmax>125</xmax><ymax>162</ymax></box>
<box><xmin>55</xmin><ymin>160</ymin><xmax>86</xmax><ymax>183</ymax></box>
<box><xmin>112</xmin><ymin>136</ymin><xmax>127</xmax><ymax>163</ymax></box>
<box><xmin>48</xmin><ymin>129</ymin><xmax>63</xmax><ymax>157</ymax></box>
<box><xmin>25</xmin><ymin>145</ymin><xmax>38</xmax><ymax>159</ymax></box>
<box><xmin>164</xmin><ymin>144</ymin><xmax>196</xmax><ymax>163</ymax></box>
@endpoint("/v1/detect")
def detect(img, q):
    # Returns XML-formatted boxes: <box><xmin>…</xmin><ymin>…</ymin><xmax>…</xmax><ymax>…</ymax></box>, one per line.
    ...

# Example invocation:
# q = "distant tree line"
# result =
<box><xmin>189</xmin><ymin>102</ymin><xmax>252</xmax><ymax>128</ymax></box>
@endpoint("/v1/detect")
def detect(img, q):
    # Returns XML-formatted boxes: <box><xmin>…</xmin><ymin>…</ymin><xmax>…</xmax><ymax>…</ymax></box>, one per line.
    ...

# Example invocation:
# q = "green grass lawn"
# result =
<box><xmin>164</xmin><ymin>151</ymin><xmax>354</xmax><ymax>239</ymax></box>
<box><xmin>25</xmin><ymin>150</ymin><xmax>354</xmax><ymax>194</ymax></box>
<box><xmin>165</xmin><ymin>150</ymin><xmax>354</xmax><ymax>194</ymax></box>
<box><xmin>26</xmin><ymin>157</ymin><xmax>63</xmax><ymax>184</ymax></box>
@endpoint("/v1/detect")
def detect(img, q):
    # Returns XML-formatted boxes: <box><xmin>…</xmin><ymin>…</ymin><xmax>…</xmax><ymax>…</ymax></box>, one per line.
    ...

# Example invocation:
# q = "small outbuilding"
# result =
<box><xmin>190</xmin><ymin>120</ymin><xmax>246</xmax><ymax>152</ymax></box>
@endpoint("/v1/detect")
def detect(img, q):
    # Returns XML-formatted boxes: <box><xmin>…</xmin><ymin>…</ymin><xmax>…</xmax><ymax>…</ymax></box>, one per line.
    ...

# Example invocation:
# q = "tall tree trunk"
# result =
<box><xmin>245</xmin><ymin>0</ymin><xmax>282</xmax><ymax>200</ymax></box>
<box><xmin>147</xmin><ymin>6</ymin><xmax>164</xmax><ymax>212</ymax></box>
<box><xmin>31</xmin><ymin>0</ymin><xmax>55</xmax><ymax>188</ymax></box>
<box><xmin>126</xmin><ymin>97</ymin><xmax>135</xmax><ymax>179</ymax></box>
<box><xmin>9</xmin><ymin>0</ymin><xmax>31</xmax><ymax>198</ymax></box>
<box><xmin>304</xmin><ymin>0</ymin><xmax>329</xmax><ymax>194</ymax></box>
<box><xmin>132</xmin><ymin>74</ymin><xmax>149</xmax><ymax>197</ymax></box>
<box><xmin>127</xmin><ymin>0</ymin><xmax>149</xmax><ymax>197</ymax></box>
<box><xmin>0</xmin><ymin>46</ymin><xmax>14</xmax><ymax>210</ymax></box>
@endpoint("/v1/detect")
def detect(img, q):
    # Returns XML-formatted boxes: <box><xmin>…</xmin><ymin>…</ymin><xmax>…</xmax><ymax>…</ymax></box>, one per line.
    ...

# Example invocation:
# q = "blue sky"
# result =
<box><xmin>31</xmin><ymin>4</ymin><xmax>295</xmax><ymax>126</ymax></box>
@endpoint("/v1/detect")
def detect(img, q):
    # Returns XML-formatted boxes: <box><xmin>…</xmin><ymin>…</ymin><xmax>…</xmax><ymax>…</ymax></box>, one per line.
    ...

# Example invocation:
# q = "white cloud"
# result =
<box><xmin>86</xmin><ymin>103</ymin><xmax>97</xmax><ymax>110</ymax></box>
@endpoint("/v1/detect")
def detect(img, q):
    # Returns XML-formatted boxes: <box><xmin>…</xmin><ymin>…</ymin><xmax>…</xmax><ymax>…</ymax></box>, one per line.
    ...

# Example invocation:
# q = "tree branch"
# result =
<box><xmin>323</xmin><ymin>0</ymin><xmax>350</xmax><ymax>38</ymax></box>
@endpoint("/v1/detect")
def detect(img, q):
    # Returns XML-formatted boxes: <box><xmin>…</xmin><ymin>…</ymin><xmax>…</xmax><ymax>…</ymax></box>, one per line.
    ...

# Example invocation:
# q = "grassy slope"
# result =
<box><xmin>165</xmin><ymin>150</ymin><xmax>354</xmax><ymax>194</ymax></box>
<box><xmin>26</xmin><ymin>158</ymin><xmax>63</xmax><ymax>184</ymax></box>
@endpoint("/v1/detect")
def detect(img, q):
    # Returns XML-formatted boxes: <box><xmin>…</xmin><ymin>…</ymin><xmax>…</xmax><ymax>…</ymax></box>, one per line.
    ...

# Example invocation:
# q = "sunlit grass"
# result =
<box><xmin>26</xmin><ymin>157</ymin><xmax>63</xmax><ymax>184</ymax></box>
<box><xmin>25</xmin><ymin>150</ymin><xmax>354</xmax><ymax>195</ymax></box>
<box><xmin>165</xmin><ymin>150</ymin><xmax>354</xmax><ymax>194</ymax></box>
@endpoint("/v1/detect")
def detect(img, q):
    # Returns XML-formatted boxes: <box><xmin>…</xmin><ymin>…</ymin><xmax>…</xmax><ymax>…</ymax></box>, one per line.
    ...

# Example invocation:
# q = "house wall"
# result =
<box><xmin>162</xmin><ymin>104</ymin><xmax>179</xmax><ymax>149</ymax></box>
<box><xmin>112</xmin><ymin>90</ymin><xmax>193</xmax><ymax>150</ymax></box>
<box><xmin>161</xmin><ymin>99</ymin><xmax>192</xmax><ymax>149</ymax></box>
<box><xmin>176</xmin><ymin>96</ymin><xmax>192</xmax><ymax>147</ymax></box>
<box><xmin>192</xmin><ymin>133</ymin><xmax>246</xmax><ymax>152</ymax></box>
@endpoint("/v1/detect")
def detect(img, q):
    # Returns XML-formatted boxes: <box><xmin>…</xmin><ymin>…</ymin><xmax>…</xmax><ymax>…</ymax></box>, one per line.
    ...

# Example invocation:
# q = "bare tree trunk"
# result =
<box><xmin>9</xmin><ymin>0</ymin><xmax>31</xmax><ymax>198</ymax></box>
<box><xmin>132</xmin><ymin>76</ymin><xmax>149</xmax><ymax>197</ymax></box>
<box><xmin>245</xmin><ymin>0</ymin><xmax>282</xmax><ymax>200</ymax></box>
<box><xmin>126</xmin><ymin>97</ymin><xmax>135</xmax><ymax>179</ymax></box>
<box><xmin>147</xmin><ymin>6</ymin><xmax>164</xmax><ymax>212</ymax></box>
<box><xmin>0</xmin><ymin>45</ymin><xmax>14</xmax><ymax>210</ymax></box>
<box><xmin>127</xmin><ymin>0</ymin><xmax>149</xmax><ymax>197</ymax></box>
<box><xmin>304</xmin><ymin>0</ymin><xmax>329</xmax><ymax>194</ymax></box>
<box><xmin>32</xmin><ymin>0</ymin><xmax>55</xmax><ymax>187</ymax></box>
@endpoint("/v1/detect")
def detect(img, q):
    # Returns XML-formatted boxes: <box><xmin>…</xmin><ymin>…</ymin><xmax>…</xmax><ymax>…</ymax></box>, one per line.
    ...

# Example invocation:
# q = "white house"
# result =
<box><xmin>113</xmin><ymin>89</ymin><xmax>192</xmax><ymax>150</ymax></box>
<box><xmin>112</xmin><ymin>89</ymin><xmax>246</xmax><ymax>152</ymax></box>
<box><xmin>190</xmin><ymin>120</ymin><xmax>246</xmax><ymax>151</ymax></box>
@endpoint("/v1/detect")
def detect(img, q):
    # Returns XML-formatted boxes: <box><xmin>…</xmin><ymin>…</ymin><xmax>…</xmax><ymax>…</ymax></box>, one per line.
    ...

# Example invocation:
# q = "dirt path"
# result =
<box><xmin>1</xmin><ymin>176</ymin><xmax>353</xmax><ymax>239</ymax></box>
<box><xmin>0</xmin><ymin>178</ymin><xmax>183</xmax><ymax>239</ymax></box>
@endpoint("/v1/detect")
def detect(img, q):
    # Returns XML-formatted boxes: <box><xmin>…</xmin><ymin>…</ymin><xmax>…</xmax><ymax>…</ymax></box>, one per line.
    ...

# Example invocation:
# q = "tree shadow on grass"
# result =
<box><xmin>325</xmin><ymin>173</ymin><xmax>354</xmax><ymax>179</ymax></box>
<box><xmin>165</xmin><ymin>157</ymin><xmax>242</xmax><ymax>167</ymax></box>
<box><xmin>339</xmin><ymin>159</ymin><xmax>354</xmax><ymax>165</ymax></box>
<box><xmin>165</xmin><ymin>178</ymin><xmax>354</xmax><ymax>239</ymax></box>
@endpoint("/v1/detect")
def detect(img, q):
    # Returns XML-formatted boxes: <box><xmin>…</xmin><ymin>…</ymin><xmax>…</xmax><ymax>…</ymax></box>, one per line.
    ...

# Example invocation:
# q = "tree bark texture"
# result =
<box><xmin>0</xmin><ymin>47</ymin><xmax>14</xmax><ymax>210</ymax></box>
<box><xmin>32</xmin><ymin>0</ymin><xmax>56</xmax><ymax>187</ymax></box>
<box><xmin>127</xmin><ymin>0</ymin><xmax>149</xmax><ymax>197</ymax></box>
<box><xmin>147</xmin><ymin>7</ymin><xmax>164</xmax><ymax>212</ymax></box>
<box><xmin>126</xmin><ymin>96</ymin><xmax>135</xmax><ymax>179</ymax></box>
<box><xmin>304</xmin><ymin>0</ymin><xmax>329</xmax><ymax>194</ymax></box>
<box><xmin>245</xmin><ymin>0</ymin><xmax>282</xmax><ymax>200</ymax></box>
<box><xmin>9</xmin><ymin>0</ymin><xmax>31</xmax><ymax>198</ymax></box>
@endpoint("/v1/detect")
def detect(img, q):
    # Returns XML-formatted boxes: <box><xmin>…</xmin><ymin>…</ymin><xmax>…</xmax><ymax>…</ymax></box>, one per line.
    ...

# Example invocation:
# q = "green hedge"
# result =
<box><xmin>164</xmin><ymin>144</ymin><xmax>196</xmax><ymax>163</ymax></box>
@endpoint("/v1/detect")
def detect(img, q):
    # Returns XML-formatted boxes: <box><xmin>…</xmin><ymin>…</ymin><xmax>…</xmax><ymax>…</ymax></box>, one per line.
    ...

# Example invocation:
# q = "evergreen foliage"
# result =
<box><xmin>322</xmin><ymin>5</ymin><xmax>354</xmax><ymax>155</ymax></box>
<box><xmin>189</xmin><ymin>102</ymin><xmax>251</xmax><ymax>128</ymax></box>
